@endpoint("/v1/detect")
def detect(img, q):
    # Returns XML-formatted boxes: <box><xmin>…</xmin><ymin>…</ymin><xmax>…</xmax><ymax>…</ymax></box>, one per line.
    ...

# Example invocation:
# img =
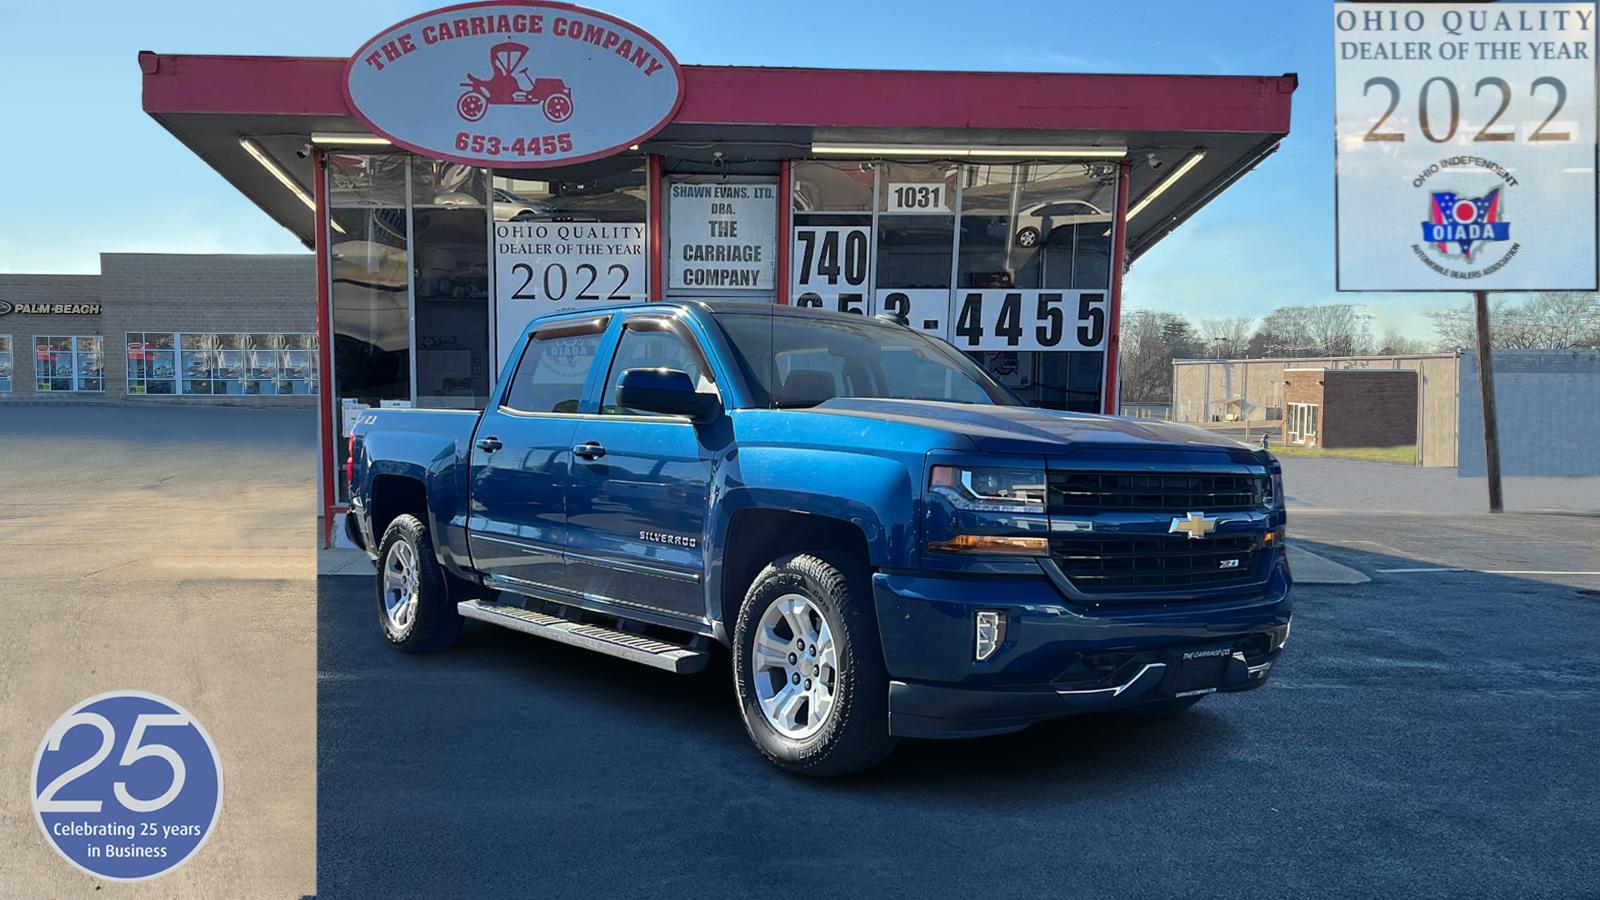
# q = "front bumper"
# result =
<box><xmin>873</xmin><ymin>556</ymin><xmax>1292</xmax><ymax>739</ymax></box>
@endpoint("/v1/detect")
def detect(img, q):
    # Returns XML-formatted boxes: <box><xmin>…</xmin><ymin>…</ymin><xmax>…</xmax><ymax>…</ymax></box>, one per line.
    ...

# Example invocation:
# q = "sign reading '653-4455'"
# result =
<box><xmin>1334</xmin><ymin>2</ymin><xmax>1597</xmax><ymax>292</ymax></box>
<box><xmin>344</xmin><ymin>1</ymin><xmax>684</xmax><ymax>168</ymax></box>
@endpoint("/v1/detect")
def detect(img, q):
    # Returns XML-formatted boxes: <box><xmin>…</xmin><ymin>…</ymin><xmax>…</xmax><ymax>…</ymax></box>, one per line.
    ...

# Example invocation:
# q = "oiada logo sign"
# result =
<box><xmin>1411</xmin><ymin>157</ymin><xmax>1519</xmax><ymax>281</ymax></box>
<box><xmin>343</xmin><ymin>1</ymin><xmax>685</xmax><ymax>168</ymax></box>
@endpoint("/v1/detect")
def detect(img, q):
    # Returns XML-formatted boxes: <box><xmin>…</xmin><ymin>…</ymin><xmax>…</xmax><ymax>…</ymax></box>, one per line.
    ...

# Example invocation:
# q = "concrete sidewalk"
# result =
<box><xmin>0</xmin><ymin>406</ymin><xmax>317</xmax><ymax>898</ymax></box>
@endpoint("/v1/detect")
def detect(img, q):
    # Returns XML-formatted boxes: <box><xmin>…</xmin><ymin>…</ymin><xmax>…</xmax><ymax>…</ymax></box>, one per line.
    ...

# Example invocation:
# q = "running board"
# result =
<box><xmin>457</xmin><ymin>599</ymin><xmax>708</xmax><ymax>674</ymax></box>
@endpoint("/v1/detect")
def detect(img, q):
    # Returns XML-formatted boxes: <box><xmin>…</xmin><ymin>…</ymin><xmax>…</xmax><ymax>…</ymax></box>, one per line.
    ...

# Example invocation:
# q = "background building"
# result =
<box><xmin>1172</xmin><ymin>349</ymin><xmax>1600</xmax><ymax>474</ymax></box>
<box><xmin>0</xmin><ymin>253</ymin><xmax>315</xmax><ymax>404</ymax></box>
<box><xmin>1282</xmin><ymin>367</ymin><xmax>1416</xmax><ymax>450</ymax></box>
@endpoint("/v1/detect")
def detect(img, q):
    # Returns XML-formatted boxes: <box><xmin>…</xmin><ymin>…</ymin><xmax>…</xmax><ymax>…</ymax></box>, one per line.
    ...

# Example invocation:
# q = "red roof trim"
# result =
<box><xmin>140</xmin><ymin>52</ymin><xmax>1294</xmax><ymax>134</ymax></box>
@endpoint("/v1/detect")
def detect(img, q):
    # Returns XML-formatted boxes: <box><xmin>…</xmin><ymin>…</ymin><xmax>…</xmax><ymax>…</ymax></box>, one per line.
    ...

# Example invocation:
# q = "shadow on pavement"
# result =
<box><xmin>317</xmin><ymin>535</ymin><xmax>1600</xmax><ymax>897</ymax></box>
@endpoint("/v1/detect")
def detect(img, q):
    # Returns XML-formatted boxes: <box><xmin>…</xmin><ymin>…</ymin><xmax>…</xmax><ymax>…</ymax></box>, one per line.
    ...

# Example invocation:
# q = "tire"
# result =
<box><xmin>732</xmin><ymin>552</ymin><xmax>895</xmax><ymax>776</ymax></box>
<box><xmin>1015</xmin><ymin>226</ymin><xmax>1041</xmax><ymax>248</ymax></box>
<box><xmin>1120</xmin><ymin>696</ymin><xmax>1204</xmax><ymax>719</ymax></box>
<box><xmin>375</xmin><ymin>514</ymin><xmax>463</xmax><ymax>654</ymax></box>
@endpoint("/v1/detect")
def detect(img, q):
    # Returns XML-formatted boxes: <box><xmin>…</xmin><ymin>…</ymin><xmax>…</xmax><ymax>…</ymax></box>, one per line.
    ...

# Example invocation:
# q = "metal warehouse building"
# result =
<box><xmin>1172</xmin><ymin>350</ymin><xmax>1600</xmax><ymax>475</ymax></box>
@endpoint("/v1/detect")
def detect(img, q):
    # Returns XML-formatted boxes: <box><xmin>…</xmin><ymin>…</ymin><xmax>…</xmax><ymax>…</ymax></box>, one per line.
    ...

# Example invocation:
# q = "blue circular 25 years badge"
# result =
<box><xmin>31</xmin><ymin>691</ymin><xmax>223</xmax><ymax>881</ymax></box>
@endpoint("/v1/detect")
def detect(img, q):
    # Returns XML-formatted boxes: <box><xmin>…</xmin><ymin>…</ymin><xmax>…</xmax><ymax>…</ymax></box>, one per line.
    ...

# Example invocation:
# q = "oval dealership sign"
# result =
<box><xmin>343</xmin><ymin>1</ymin><xmax>684</xmax><ymax>167</ymax></box>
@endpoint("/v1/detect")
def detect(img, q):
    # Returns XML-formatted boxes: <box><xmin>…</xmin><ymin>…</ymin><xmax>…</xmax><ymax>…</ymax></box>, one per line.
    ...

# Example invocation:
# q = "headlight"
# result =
<box><xmin>929</xmin><ymin>466</ymin><xmax>1047</xmax><ymax>514</ymax></box>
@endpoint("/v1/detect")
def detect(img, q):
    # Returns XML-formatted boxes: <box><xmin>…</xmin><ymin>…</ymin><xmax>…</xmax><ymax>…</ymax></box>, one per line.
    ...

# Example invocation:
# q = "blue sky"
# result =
<box><xmin>0</xmin><ymin>0</ymin><xmax>1444</xmax><ymax>337</ymax></box>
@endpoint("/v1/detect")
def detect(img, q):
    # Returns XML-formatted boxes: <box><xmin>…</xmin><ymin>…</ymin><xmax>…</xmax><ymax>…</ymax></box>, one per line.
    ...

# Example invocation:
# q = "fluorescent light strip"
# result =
<box><xmin>239</xmin><ymin>137</ymin><xmax>343</xmax><ymax>234</ymax></box>
<box><xmin>811</xmin><ymin>143</ymin><xmax>1125</xmax><ymax>159</ymax></box>
<box><xmin>1126</xmin><ymin>151</ymin><xmax>1206</xmax><ymax>221</ymax></box>
<box><xmin>310</xmin><ymin>132</ymin><xmax>393</xmax><ymax>146</ymax></box>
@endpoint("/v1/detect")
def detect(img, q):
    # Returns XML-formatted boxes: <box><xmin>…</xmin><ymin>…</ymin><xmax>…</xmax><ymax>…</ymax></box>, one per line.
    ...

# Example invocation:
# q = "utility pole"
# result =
<box><xmin>1473</xmin><ymin>290</ymin><xmax>1503</xmax><ymax>513</ymax></box>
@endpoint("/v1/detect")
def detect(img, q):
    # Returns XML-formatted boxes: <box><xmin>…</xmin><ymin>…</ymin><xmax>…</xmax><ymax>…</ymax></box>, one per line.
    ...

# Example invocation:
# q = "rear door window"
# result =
<box><xmin>503</xmin><ymin>324</ymin><xmax>606</xmax><ymax>413</ymax></box>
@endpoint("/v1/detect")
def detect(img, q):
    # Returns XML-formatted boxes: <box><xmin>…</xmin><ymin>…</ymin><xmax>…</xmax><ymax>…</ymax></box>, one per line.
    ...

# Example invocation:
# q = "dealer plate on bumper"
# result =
<box><xmin>1163</xmin><ymin>643</ymin><xmax>1235</xmax><ymax>698</ymax></box>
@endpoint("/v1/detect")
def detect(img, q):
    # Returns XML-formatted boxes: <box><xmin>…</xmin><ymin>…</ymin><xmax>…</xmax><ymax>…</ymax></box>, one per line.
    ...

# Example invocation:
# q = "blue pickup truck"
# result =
<box><xmin>347</xmin><ymin>301</ymin><xmax>1291</xmax><ymax>775</ymax></box>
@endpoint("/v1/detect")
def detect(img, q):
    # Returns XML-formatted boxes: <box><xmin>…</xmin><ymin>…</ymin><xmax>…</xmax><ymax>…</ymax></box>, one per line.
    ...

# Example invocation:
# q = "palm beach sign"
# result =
<box><xmin>343</xmin><ymin>1</ymin><xmax>685</xmax><ymax>168</ymax></box>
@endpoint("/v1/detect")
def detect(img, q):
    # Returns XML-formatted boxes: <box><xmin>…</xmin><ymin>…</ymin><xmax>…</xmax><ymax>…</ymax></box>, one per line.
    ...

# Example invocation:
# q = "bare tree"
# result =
<box><xmin>1119</xmin><ymin>309</ymin><xmax>1200</xmax><ymax>402</ymax></box>
<box><xmin>1428</xmin><ymin>292</ymin><xmax>1600</xmax><ymax>350</ymax></box>
<box><xmin>1248</xmin><ymin>304</ymin><xmax>1372</xmax><ymax>357</ymax></box>
<box><xmin>1196</xmin><ymin>316</ymin><xmax>1255</xmax><ymax>358</ymax></box>
<box><xmin>1376</xmin><ymin>327</ymin><xmax>1431</xmax><ymax>356</ymax></box>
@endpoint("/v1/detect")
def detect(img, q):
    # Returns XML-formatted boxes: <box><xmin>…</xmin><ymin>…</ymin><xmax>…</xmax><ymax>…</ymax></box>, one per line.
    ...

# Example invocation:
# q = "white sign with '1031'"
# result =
<box><xmin>1334</xmin><ymin>2</ymin><xmax>1597</xmax><ymax>291</ymax></box>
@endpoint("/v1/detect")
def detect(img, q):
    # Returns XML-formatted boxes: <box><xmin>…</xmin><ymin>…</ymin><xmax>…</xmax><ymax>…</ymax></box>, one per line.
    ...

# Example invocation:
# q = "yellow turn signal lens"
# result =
<box><xmin>927</xmin><ymin>534</ymin><xmax>1049</xmax><ymax>555</ymax></box>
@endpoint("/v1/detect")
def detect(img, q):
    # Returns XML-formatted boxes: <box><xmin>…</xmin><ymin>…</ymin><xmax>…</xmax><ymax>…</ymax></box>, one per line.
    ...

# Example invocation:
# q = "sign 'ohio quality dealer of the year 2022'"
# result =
<box><xmin>343</xmin><ymin>1</ymin><xmax>685</xmax><ymax>166</ymax></box>
<box><xmin>1334</xmin><ymin>3</ymin><xmax>1597</xmax><ymax>291</ymax></box>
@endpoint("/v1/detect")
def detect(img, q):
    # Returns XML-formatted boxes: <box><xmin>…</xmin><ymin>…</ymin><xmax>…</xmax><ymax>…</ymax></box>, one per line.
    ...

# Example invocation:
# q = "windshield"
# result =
<box><xmin>715</xmin><ymin>312</ymin><xmax>1019</xmax><ymax>408</ymax></box>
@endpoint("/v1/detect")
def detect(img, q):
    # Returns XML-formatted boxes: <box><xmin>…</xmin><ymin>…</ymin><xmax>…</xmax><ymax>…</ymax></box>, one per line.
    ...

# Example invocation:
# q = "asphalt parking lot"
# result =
<box><xmin>318</xmin><ymin>500</ymin><xmax>1600</xmax><ymax>897</ymax></box>
<box><xmin>0</xmin><ymin>405</ymin><xmax>317</xmax><ymax>898</ymax></box>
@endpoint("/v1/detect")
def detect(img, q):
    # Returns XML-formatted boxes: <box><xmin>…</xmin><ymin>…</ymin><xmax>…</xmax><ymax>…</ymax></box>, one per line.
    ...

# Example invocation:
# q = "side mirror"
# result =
<box><xmin>616</xmin><ymin>368</ymin><xmax>720</xmax><ymax>423</ymax></box>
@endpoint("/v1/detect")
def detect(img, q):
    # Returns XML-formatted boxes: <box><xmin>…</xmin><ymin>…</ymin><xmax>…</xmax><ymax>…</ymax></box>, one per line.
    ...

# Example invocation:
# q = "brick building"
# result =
<box><xmin>1282</xmin><ymin>367</ymin><xmax>1417</xmax><ymax>450</ymax></box>
<box><xmin>0</xmin><ymin>253</ymin><xmax>315</xmax><ymax>404</ymax></box>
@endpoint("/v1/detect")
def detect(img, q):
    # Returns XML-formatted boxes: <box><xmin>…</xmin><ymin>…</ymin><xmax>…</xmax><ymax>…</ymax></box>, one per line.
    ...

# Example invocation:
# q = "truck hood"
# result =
<box><xmin>810</xmin><ymin>398</ymin><xmax>1253</xmax><ymax>456</ymax></box>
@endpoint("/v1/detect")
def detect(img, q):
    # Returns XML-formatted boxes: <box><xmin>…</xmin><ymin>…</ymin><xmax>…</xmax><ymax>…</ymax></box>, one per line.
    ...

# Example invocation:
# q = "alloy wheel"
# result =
<box><xmin>751</xmin><ymin>593</ymin><xmax>839</xmax><ymax>740</ymax></box>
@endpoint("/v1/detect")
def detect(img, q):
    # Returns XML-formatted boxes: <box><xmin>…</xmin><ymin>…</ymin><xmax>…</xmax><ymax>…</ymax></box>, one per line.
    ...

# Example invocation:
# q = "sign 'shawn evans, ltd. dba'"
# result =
<box><xmin>343</xmin><ymin>1</ymin><xmax>685</xmax><ymax>168</ymax></box>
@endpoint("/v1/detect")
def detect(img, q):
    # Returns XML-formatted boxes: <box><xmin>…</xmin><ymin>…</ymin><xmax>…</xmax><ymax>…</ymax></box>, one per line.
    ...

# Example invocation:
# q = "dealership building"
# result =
<box><xmin>0</xmin><ymin>253</ymin><xmax>315</xmax><ymax>403</ymax></box>
<box><xmin>137</xmin><ymin>2</ymin><xmax>1296</xmax><ymax>543</ymax></box>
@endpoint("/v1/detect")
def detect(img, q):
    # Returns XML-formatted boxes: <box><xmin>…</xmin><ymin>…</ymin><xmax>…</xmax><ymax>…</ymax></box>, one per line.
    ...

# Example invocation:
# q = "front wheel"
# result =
<box><xmin>732</xmin><ymin>553</ymin><xmax>895</xmax><ymax>776</ymax></box>
<box><xmin>376</xmin><ymin>514</ymin><xmax>462</xmax><ymax>653</ymax></box>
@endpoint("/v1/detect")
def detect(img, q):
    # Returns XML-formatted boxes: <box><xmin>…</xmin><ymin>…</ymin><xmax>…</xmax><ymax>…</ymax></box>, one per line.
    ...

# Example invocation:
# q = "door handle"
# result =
<box><xmin>572</xmin><ymin>441</ymin><xmax>606</xmax><ymax>460</ymax></box>
<box><xmin>475</xmin><ymin>436</ymin><xmax>503</xmax><ymax>453</ymax></box>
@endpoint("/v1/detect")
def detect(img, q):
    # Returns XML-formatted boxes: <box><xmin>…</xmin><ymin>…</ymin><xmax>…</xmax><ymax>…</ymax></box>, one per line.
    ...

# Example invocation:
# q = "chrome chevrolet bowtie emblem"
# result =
<box><xmin>1169</xmin><ymin>511</ymin><xmax>1218</xmax><ymax>540</ymax></box>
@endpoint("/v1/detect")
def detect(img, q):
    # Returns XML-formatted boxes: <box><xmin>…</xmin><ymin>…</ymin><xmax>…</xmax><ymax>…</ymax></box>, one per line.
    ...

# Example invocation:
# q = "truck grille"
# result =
<box><xmin>1050</xmin><ymin>534</ymin><xmax>1263</xmax><ymax>593</ymax></box>
<box><xmin>1048</xmin><ymin>471</ymin><xmax>1268</xmax><ymax>513</ymax></box>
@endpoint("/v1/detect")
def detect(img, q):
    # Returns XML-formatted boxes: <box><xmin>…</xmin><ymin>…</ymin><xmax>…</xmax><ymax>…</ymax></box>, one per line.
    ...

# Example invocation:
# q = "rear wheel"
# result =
<box><xmin>376</xmin><ymin>514</ymin><xmax>462</xmax><ymax>654</ymax></box>
<box><xmin>733</xmin><ymin>553</ymin><xmax>895</xmax><ymax>776</ymax></box>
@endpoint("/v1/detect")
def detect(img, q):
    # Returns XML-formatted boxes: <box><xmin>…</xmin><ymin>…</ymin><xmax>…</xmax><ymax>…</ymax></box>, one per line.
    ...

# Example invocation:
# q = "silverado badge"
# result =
<box><xmin>1169</xmin><ymin>511</ymin><xmax>1219</xmax><ymax>540</ymax></box>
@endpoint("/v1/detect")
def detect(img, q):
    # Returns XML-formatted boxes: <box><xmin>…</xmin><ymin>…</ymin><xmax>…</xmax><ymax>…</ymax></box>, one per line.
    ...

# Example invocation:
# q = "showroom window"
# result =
<box><xmin>414</xmin><ymin>162</ymin><xmax>491</xmax><ymax>409</ymax></box>
<box><xmin>787</xmin><ymin>160</ymin><xmax>1117</xmax><ymax>412</ymax></box>
<box><xmin>492</xmin><ymin>157</ymin><xmax>647</xmax><ymax>223</ymax></box>
<box><xmin>791</xmin><ymin>161</ymin><xmax>874</xmax><ymax>315</ymax></box>
<box><xmin>130</xmin><ymin>332</ymin><xmax>317</xmax><ymax>396</ymax></box>
<box><xmin>328</xmin><ymin>153</ymin><xmax>411</xmax><ymax>407</ymax></box>
<box><xmin>0</xmin><ymin>335</ymin><xmax>11</xmax><ymax>392</ymax></box>
<box><xmin>954</xmin><ymin>163</ymin><xmax>1115</xmax><ymax>411</ymax></box>
<box><xmin>126</xmin><ymin>332</ymin><xmax>177</xmax><ymax>395</ymax></box>
<box><xmin>35</xmin><ymin>335</ymin><xmax>102</xmax><ymax>393</ymax></box>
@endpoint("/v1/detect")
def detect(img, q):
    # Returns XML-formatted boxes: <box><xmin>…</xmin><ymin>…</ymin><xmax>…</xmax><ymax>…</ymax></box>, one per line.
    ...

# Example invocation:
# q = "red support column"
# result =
<box><xmin>648</xmin><ymin>154</ymin><xmax>665</xmax><ymax>301</ymax></box>
<box><xmin>1101</xmin><ymin>159</ymin><xmax>1132</xmax><ymax>415</ymax></box>
<box><xmin>312</xmin><ymin>149</ymin><xmax>338</xmax><ymax>548</ymax></box>
<box><xmin>776</xmin><ymin>159</ymin><xmax>792</xmax><ymax>304</ymax></box>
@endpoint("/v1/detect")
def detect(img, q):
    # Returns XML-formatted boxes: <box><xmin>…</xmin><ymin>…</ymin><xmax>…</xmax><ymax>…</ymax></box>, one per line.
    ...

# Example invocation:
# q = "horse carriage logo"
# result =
<box><xmin>456</xmin><ymin>41</ymin><xmax>574</xmax><ymax>123</ymax></box>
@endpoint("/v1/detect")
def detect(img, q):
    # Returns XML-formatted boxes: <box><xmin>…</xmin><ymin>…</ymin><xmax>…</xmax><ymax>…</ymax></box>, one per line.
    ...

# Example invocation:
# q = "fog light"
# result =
<box><xmin>1278</xmin><ymin>616</ymin><xmax>1292</xmax><ymax>650</ymax></box>
<box><xmin>975</xmin><ymin>610</ymin><xmax>1006</xmax><ymax>661</ymax></box>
